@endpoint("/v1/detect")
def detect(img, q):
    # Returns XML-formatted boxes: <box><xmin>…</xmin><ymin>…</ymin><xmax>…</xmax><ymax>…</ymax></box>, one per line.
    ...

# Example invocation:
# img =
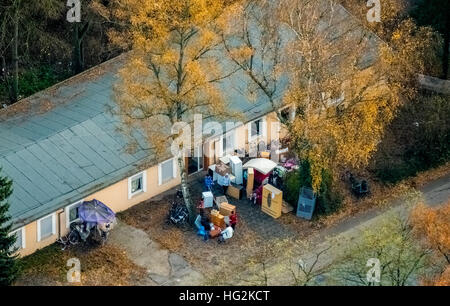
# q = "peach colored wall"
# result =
<box><xmin>16</xmin><ymin>161</ymin><xmax>180</xmax><ymax>257</ymax></box>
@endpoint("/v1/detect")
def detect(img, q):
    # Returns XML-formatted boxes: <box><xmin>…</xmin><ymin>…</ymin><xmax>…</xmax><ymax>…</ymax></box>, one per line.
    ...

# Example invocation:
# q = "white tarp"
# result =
<box><xmin>242</xmin><ymin>158</ymin><xmax>277</xmax><ymax>175</ymax></box>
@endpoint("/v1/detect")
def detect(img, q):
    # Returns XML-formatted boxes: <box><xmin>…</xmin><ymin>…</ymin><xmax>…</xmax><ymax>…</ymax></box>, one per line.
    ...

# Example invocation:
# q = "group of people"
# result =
<box><xmin>195</xmin><ymin>207</ymin><xmax>237</xmax><ymax>243</ymax></box>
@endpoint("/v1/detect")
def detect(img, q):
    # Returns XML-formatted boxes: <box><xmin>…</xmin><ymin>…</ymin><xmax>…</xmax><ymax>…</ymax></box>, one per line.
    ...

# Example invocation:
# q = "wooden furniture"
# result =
<box><xmin>261</xmin><ymin>184</ymin><xmax>283</xmax><ymax>219</ymax></box>
<box><xmin>215</xmin><ymin>195</ymin><xmax>228</xmax><ymax>208</ymax></box>
<box><xmin>260</xmin><ymin>151</ymin><xmax>270</xmax><ymax>159</ymax></box>
<box><xmin>219</xmin><ymin>203</ymin><xmax>236</xmax><ymax>217</ymax></box>
<box><xmin>211</xmin><ymin>210</ymin><xmax>226</xmax><ymax>228</ymax></box>
<box><xmin>227</xmin><ymin>183</ymin><xmax>243</xmax><ymax>200</ymax></box>
<box><xmin>246</xmin><ymin>167</ymin><xmax>254</xmax><ymax>198</ymax></box>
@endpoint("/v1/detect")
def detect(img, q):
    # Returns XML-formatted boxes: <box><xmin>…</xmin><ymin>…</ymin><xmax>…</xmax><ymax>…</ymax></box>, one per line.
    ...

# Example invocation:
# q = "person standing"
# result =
<box><xmin>219</xmin><ymin>173</ymin><xmax>230</xmax><ymax>195</ymax></box>
<box><xmin>243</xmin><ymin>170</ymin><xmax>248</xmax><ymax>188</ymax></box>
<box><xmin>204</xmin><ymin>173</ymin><xmax>213</xmax><ymax>191</ymax></box>
<box><xmin>229</xmin><ymin>211</ymin><xmax>237</xmax><ymax>230</ymax></box>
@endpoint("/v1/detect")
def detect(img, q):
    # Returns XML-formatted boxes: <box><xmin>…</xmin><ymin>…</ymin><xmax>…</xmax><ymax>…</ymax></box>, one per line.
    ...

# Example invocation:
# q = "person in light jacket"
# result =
<box><xmin>218</xmin><ymin>225</ymin><xmax>234</xmax><ymax>243</ymax></box>
<box><xmin>219</xmin><ymin>173</ymin><xmax>230</xmax><ymax>195</ymax></box>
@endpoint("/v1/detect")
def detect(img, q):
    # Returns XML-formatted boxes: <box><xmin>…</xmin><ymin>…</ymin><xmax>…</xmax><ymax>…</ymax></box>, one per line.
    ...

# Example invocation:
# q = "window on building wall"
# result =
<box><xmin>251</xmin><ymin>119</ymin><xmax>262</xmax><ymax>137</ymax></box>
<box><xmin>159</xmin><ymin>158</ymin><xmax>176</xmax><ymax>185</ymax></box>
<box><xmin>249</xmin><ymin>117</ymin><xmax>266</xmax><ymax>139</ymax></box>
<box><xmin>128</xmin><ymin>171</ymin><xmax>147</xmax><ymax>199</ymax></box>
<box><xmin>10</xmin><ymin>227</ymin><xmax>25</xmax><ymax>251</ymax></box>
<box><xmin>222</xmin><ymin>130</ymin><xmax>235</xmax><ymax>154</ymax></box>
<box><xmin>66</xmin><ymin>201</ymin><xmax>82</xmax><ymax>228</ymax></box>
<box><xmin>37</xmin><ymin>213</ymin><xmax>56</xmax><ymax>242</ymax></box>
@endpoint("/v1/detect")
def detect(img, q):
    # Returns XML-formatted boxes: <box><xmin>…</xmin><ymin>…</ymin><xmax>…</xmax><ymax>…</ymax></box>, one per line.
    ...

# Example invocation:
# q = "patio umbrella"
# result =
<box><xmin>79</xmin><ymin>199</ymin><xmax>116</xmax><ymax>224</ymax></box>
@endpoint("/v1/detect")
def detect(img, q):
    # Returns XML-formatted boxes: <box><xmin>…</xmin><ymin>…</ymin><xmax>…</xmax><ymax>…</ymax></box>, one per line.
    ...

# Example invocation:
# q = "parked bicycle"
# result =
<box><xmin>166</xmin><ymin>189</ymin><xmax>189</xmax><ymax>227</ymax></box>
<box><xmin>57</xmin><ymin>199</ymin><xmax>116</xmax><ymax>250</ymax></box>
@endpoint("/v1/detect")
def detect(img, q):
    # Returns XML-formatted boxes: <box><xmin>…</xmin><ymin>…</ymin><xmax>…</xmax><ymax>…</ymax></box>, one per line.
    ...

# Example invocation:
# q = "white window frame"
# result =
<box><xmin>65</xmin><ymin>200</ymin><xmax>83</xmax><ymax>228</ymax></box>
<box><xmin>37</xmin><ymin>213</ymin><xmax>56</xmax><ymax>242</ymax></box>
<box><xmin>10</xmin><ymin>227</ymin><xmax>25</xmax><ymax>250</ymax></box>
<box><xmin>128</xmin><ymin>170</ymin><xmax>147</xmax><ymax>199</ymax></box>
<box><xmin>158</xmin><ymin>158</ymin><xmax>177</xmax><ymax>186</ymax></box>
<box><xmin>248</xmin><ymin>116</ymin><xmax>267</xmax><ymax>141</ymax></box>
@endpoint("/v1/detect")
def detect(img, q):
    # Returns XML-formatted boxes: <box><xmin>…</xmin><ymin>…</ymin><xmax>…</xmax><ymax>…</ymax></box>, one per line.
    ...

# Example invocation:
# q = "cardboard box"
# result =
<box><xmin>219</xmin><ymin>203</ymin><xmax>236</xmax><ymax>217</ymax></box>
<box><xmin>227</xmin><ymin>184</ymin><xmax>243</xmax><ymax>199</ymax></box>
<box><xmin>261</xmin><ymin>184</ymin><xmax>282</xmax><ymax>219</ymax></box>
<box><xmin>215</xmin><ymin>161</ymin><xmax>231</xmax><ymax>176</ymax></box>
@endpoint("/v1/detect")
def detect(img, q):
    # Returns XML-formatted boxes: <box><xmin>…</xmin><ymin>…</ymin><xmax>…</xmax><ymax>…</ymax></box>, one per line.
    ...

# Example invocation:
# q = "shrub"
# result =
<box><xmin>283</xmin><ymin>161</ymin><xmax>341</xmax><ymax>217</ymax></box>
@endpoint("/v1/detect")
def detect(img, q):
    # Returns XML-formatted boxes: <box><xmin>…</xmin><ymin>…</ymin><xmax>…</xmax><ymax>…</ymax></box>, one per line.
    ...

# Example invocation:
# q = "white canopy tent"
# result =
<box><xmin>242</xmin><ymin>158</ymin><xmax>277</xmax><ymax>175</ymax></box>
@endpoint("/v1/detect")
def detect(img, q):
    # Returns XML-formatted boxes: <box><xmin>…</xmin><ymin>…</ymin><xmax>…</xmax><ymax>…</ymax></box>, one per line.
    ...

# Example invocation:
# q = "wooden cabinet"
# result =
<box><xmin>261</xmin><ymin>184</ymin><xmax>282</xmax><ymax>219</ymax></box>
<box><xmin>246</xmin><ymin>167</ymin><xmax>254</xmax><ymax>198</ymax></box>
<box><xmin>219</xmin><ymin>203</ymin><xmax>236</xmax><ymax>217</ymax></box>
<box><xmin>227</xmin><ymin>184</ymin><xmax>243</xmax><ymax>199</ymax></box>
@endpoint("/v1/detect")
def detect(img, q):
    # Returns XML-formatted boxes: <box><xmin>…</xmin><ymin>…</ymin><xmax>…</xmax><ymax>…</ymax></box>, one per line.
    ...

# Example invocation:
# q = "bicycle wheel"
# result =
<box><xmin>68</xmin><ymin>230</ymin><xmax>80</xmax><ymax>245</ymax></box>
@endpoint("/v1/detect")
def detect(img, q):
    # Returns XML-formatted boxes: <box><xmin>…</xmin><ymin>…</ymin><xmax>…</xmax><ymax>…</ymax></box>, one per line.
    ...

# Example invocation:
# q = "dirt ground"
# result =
<box><xmin>15</xmin><ymin>243</ymin><xmax>146</xmax><ymax>286</ymax></box>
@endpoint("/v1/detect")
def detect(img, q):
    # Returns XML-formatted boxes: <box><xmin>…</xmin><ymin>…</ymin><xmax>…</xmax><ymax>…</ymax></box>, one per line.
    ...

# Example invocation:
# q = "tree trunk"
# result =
<box><xmin>443</xmin><ymin>21</ymin><xmax>449</xmax><ymax>80</ymax></box>
<box><xmin>72</xmin><ymin>23</ymin><xmax>83</xmax><ymax>74</ymax></box>
<box><xmin>11</xmin><ymin>3</ymin><xmax>19</xmax><ymax>103</ymax></box>
<box><xmin>177</xmin><ymin>156</ymin><xmax>196</xmax><ymax>223</ymax></box>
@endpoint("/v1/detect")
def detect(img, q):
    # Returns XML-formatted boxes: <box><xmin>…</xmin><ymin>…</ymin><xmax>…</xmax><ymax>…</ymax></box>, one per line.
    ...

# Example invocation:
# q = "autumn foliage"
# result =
<box><xmin>411</xmin><ymin>201</ymin><xmax>450</xmax><ymax>286</ymax></box>
<box><xmin>411</xmin><ymin>201</ymin><xmax>450</xmax><ymax>262</ymax></box>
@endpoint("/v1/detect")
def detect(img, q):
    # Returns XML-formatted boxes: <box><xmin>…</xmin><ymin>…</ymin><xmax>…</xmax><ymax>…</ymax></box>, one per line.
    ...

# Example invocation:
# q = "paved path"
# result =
<box><xmin>108</xmin><ymin>220</ymin><xmax>203</xmax><ymax>286</ymax></box>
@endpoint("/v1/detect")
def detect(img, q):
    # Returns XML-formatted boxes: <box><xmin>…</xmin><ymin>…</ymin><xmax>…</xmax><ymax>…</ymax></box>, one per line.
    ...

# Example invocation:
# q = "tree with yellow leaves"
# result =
<box><xmin>411</xmin><ymin>201</ymin><xmax>450</xmax><ymax>286</ymax></box>
<box><xmin>104</xmin><ymin>0</ymin><xmax>241</xmax><ymax>220</ymax></box>
<box><xmin>275</xmin><ymin>0</ymin><xmax>402</xmax><ymax>191</ymax></box>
